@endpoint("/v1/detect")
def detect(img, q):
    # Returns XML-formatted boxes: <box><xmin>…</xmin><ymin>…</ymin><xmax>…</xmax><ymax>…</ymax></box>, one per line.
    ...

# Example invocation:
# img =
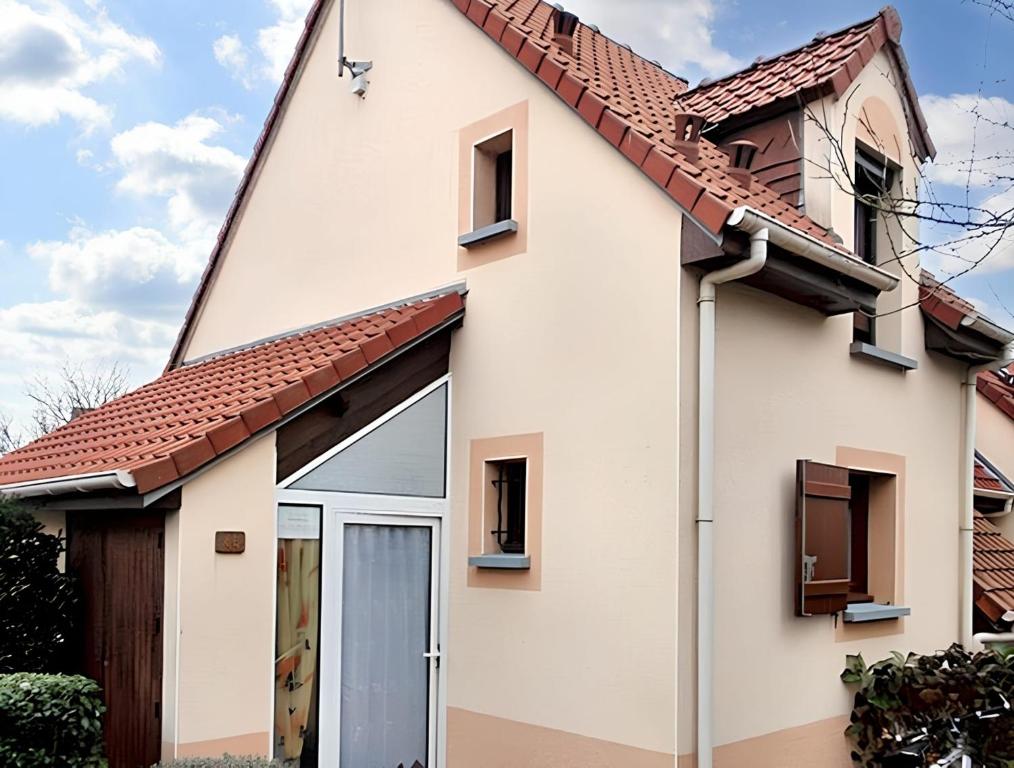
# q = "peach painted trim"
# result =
<box><xmin>677</xmin><ymin>715</ymin><xmax>851</xmax><ymax>768</ymax></box>
<box><xmin>856</xmin><ymin>95</ymin><xmax>904</xmax><ymax>165</ymax></box>
<box><xmin>467</xmin><ymin>433</ymin><xmax>543</xmax><ymax>590</ymax></box>
<box><xmin>835</xmin><ymin>445</ymin><xmax>907</xmax><ymax>641</ymax></box>
<box><xmin>447</xmin><ymin>707</ymin><xmax>673</xmax><ymax>767</ymax></box>
<box><xmin>174</xmin><ymin>731</ymin><xmax>270</xmax><ymax>758</ymax></box>
<box><xmin>457</xmin><ymin>101</ymin><xmax>529</xmax><ymax>270</ymax></box>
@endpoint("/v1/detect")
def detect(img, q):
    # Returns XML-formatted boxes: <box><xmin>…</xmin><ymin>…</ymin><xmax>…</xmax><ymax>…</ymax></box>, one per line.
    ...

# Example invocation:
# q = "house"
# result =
<box><xmin>2</xmin><ymin>1</ymin><xmax>1012</xmax><ymax>766</ymax></box>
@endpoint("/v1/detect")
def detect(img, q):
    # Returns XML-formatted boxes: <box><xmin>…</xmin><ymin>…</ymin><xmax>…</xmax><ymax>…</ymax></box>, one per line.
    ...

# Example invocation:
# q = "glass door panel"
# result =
<box><xmin>339</xmin><ymin>523</ymin><xmax>433</xmax><ymax>767</ymax></box>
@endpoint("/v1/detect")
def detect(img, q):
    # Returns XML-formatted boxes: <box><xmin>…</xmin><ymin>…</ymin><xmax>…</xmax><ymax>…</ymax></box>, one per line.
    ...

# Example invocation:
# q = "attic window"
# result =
<box><xmin>458</xmin><ymin>130</ymin><xmax>518</xmax><ymax>248</ymax></box>
<box><xmin>852</xmin><ymin>148</ymin><xmax>895</xmax><ymax>345</ymax></box>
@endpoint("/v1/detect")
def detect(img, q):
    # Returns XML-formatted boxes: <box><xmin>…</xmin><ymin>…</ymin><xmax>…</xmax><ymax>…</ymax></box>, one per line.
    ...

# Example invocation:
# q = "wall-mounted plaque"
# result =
<box><xmin>215</xmin><ymin>531</ymin><xmax>246</xmax><ymax>554</ymax></box>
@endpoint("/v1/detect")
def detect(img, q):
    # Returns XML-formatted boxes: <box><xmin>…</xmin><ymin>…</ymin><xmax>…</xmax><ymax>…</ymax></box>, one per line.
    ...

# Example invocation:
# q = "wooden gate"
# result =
<box><xmin>68</xmin><ymin>512</ymin><xmax>164</xmax><ymax>768</ymax></box>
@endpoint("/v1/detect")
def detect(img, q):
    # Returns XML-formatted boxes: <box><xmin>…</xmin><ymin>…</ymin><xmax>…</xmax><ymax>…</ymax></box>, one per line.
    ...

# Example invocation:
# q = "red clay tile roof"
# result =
<box><xmin>978</xmin><ymin>369</ymin><xmax>1014</xmax><ymax>423</ymax></box>
<box><xmin>919</xmin><ymin>272</ymin><xmax>978</xmax><ymax>330</ymax></box>
<box><xmin>919</xmin><ymin>271</ymin><xmax>1014</xmax><ymax>346</ymax></box>
<box><xmin>974</xmin><ymin>512</ymin><xmax>1014</xmax><ymax>624</ymax></box>
<box><xmin>976</xmin><ymin>455</ymin><xmax>1013</xmax><ymax>494</ymax></box>
<box><xmin>0</xmin><ymin>291</ymin><xmax>464</xmax><ymax>495</ymax></box>
<box><xmin>674</xmin><ymin>7</ymin><xmax>934</xmax><ymax>162</ymax></box>
<box><xmin>454</xmin><ymin>0</ymin><xmax>848</xmax><ymax>249</ymax></box>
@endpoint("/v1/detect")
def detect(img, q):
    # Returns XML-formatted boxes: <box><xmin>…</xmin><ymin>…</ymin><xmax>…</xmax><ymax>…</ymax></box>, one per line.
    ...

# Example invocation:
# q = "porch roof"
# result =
<box><xmin>0</xmin><ymin>290</ymin><xmax>465</xmax><ymax>496</ymax></box>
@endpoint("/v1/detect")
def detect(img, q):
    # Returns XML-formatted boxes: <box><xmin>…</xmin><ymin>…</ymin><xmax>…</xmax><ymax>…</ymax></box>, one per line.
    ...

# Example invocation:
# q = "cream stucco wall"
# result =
<box><xmin>672</xmin><ymin>49</ymin><xmax>967</xmax><ymax>757</ymax></box>
<box><xmin>677</xmin><ymin>282</ymin><xmax>964</xmax><ymax>751</ymax></box>
<box><xmin>178</xmin><ymin>0</ymin><xmax>682</xmax><ymax>758</ymax></box>
<box><xmin>170</xmin><ymin>436</ymin><xmax>276</xmax><ymax>755</ymax></box>
<box><xmin>976</xmin><ymin>392</ymin><xmax>1014</xmax><ymax>539</ymax></box>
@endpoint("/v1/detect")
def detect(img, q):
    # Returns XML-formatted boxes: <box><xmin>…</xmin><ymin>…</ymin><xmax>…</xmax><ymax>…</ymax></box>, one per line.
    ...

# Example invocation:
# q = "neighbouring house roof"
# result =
<box><xmin>919</xmin><ymin>272</ymin><xmax>1014</xmax><ymax>362</ymax></box>
<box><xmin>169</xmin><ymin>0</ymin><xmax>880</xmax><ymax>368</ymax></box>
<box><xmin>978</xmin><ymin>368</ymin><xmax>1014</xmax><ymax>422</ymax></box>
<box><xmin>0</xmin><ymin>291</ymin><xmax>465</xmax><ymax>496</ymax></box>
<box><xmin>974</xmin><ymin>512</ymin><xmax>1014</xmax><ymax>625</ymax></box>
<box><xmin>975</xmin><ymin>452</ymin><xmax>1014</xmax><ymax>495</ymax></box>
<box><xmin>674</xmin><ymin>7</ymin><xmax>935</xmax><ymax>162</ymax></box>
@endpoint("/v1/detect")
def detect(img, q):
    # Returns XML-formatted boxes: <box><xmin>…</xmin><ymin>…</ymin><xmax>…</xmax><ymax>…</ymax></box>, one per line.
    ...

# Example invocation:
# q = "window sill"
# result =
<box><xmin>458</xmin><ymin>219</ymin><xmax>518</xmax><ymax>248</ymax></box>
<box><xmin>843</xmin><ymin>602</ymin><xmax>910</xmax><ymax>623</ymax></box>
<box><xmin>849</xmin><ymin>341</ymin><xmax>918</xmax><ymax>371</ymax></box>
<box><xmin>468</xmin><ymin>554</ymin><xmax>530</xmax><ymax>570</ymax></box>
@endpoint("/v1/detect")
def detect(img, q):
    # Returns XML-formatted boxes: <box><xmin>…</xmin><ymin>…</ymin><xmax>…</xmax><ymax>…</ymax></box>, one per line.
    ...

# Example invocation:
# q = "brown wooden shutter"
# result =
<box><xmin>795</xmin><ymin>460</ymin><xmax>852</xmax><ymax>616</ymax></box>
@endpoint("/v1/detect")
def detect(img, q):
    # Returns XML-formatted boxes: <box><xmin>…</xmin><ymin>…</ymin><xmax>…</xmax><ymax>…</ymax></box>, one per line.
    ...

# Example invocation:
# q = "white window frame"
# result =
<box><xmin>274</xmin><ymin>374</ymin><xmax>452</xmax><ymax>767</ymax></box>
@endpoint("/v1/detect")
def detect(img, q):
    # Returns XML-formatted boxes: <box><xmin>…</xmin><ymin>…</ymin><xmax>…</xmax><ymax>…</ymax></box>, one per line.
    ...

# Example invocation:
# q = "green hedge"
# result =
<box><xmin>0</xmin><ymin>498</ymin><xmax>77</xmax><ymax>673</ymax></box>
<box><xmin>842</xmin><ymin>644</ymin><xmax>1014</xmax><ymax>766</ymax></box>
<box><xmin>152</xmin><ymin>758</ymin><xmax>282</xmax><ymax>767</ymax></box>
<box><xmin>0</xmin><ymin>674</ymin><xmax>107</xmax><ymax>767</ymax></box>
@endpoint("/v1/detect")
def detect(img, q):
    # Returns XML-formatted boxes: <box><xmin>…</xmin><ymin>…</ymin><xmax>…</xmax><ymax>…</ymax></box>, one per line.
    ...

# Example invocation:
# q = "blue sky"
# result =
<box><xmin>1</xmin><ymin>0</ymin><xmax>1013</xmax><ymax>434</ymax></box>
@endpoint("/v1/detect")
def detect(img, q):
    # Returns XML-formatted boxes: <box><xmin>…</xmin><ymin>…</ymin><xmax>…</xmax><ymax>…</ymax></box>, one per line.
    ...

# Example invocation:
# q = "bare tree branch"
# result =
<box><xmin>24</xmin><ymin>362</ymin><xmax>129</xmax><ymax>439</ymax></box>
<box><xmin>0</xmin><ymin>411</ymin><xmax>22</xmax><ymax>456</ymax></box>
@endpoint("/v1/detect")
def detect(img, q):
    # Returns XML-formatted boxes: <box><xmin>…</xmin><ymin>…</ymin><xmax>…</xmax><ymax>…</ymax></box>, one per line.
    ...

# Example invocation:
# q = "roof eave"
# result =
<box><xmin>726</xmin><ymin>205</ymin><xmax>899</xmax><ymax>292</ymax></box>
<box><xmin>0</xmin><ymin>470</ymin><xmax>137</xmax><ymax>500</ymax></box>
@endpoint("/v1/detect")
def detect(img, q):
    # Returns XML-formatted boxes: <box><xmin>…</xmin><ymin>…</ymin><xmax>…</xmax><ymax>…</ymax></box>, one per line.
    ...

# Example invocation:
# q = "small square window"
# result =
<box><xmin>457</xmin><ymin>102</ymin><xmax>527</xmax><ymax>263</ymax></box>
<box><xmin>467</xmin><ymin>433</ymin><xmax>541</xmax><ymax>588</ymax></box>
<box><xmin>484</xmin><ymin>458</ymin><xmax>526</xmax><ymax>555</ymax></box>
<box><xmin>473</xmin><ymin>130</ymin><xmax>513</xmax><ymax>231</ymax></box>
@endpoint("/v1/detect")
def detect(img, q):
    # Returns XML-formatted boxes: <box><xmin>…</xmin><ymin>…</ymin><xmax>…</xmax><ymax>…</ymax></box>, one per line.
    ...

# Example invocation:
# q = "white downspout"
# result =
<box><xmin>697</xmin><ymin>226</ymin><xmax>768</xmax><ymax>768</ymax></box>
<box><xmin>961</xmin><ymin>347</ymin><xmax>1014</xmax><ymax>648</ymax></box>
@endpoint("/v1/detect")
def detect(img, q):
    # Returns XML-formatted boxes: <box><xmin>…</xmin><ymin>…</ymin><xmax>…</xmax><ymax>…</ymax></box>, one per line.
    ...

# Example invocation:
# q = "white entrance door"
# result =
<box><xmin>320</xmin><ymin>512</ymin><xmax>441</xmax><ymax>768</ymax></box>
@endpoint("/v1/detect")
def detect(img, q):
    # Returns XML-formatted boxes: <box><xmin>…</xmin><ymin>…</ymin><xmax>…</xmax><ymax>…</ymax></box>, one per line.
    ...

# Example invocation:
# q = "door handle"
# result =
<box><xmin>423</xmin><ymin>649</ymin><xmax>441</xmax><ymax>669</ymax></box>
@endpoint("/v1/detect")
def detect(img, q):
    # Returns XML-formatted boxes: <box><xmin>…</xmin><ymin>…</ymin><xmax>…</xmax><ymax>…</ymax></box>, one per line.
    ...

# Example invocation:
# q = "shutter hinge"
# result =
<box><xmin>154</xmin><ymin>701</ymin><xmax>161</xmax><ymax>720</ymax></box>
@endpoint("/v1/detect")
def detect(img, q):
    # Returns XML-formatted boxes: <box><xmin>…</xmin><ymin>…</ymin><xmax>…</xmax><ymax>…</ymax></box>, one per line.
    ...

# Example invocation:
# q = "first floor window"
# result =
<box><xmin>487</xmin><ymin>458</ymin><xmax>526</xmax><ymax>554</ymax></box>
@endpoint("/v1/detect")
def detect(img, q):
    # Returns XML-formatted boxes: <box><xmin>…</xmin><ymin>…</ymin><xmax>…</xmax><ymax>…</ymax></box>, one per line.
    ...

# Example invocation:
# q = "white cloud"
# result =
<box><xmin>921</xmin><ymin>93</ymin><xmax>1014</xmax><ymax>188</ymax></box>
<box><xmin>214</xmin><ymin>0</ymin><xmax>311</xmax><ymax>88</ymax></box>
<box><xmin>922</xmin><ymin>185</ymin><xmax>1014</xmax><ymax>277</ymax></box>
<box><xmin>110</xmin><ymin>113</ymin><xmax>246</xmax><ymax>239</ymax></box>
<box><xmin>917</xmin><ymin>93</ymin><xmax>1014</xmax><ymax>277</ymax></box>
<box><xmin>0</xmin><ymin>0</ymin><xmax>160</xmax><ymax>129</ymax></box>
<box><xmin>21</xmin><ymin>112</ymin><xmax>245</xmax><ymax>325</ymax></box>
<box><xmin>28</xmin><ymin>225</ymin><xmax>206</xmax><ymax>317</ymax></box>
<box><xmin>562</xmin><ymin>0</ymin><xmax>743</xmax><ymax>79</ymax></box>
<box><xmin>213</xmin><ymin>33</ymin><xmax>252</xmax><ymax>88</ymax></box>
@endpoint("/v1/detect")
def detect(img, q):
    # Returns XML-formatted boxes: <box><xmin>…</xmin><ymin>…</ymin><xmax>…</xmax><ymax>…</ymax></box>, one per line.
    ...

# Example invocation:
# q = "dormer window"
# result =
<box><xmin>852</xmin><ymin>148</ymin><xmax>895</xmax><ymax>345</ymax></box>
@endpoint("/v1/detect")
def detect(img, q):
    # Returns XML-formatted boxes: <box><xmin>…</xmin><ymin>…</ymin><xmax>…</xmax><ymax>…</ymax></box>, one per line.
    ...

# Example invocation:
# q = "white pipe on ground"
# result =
<box><xmin>696</xmin><ymin>225</ymin><xmax>768</xmax><ymax>768</ymax></box>
<box><xmin>962</xmin><ymin>347</ymin><xmax>1014</xmax><ymax>648</ymax></box>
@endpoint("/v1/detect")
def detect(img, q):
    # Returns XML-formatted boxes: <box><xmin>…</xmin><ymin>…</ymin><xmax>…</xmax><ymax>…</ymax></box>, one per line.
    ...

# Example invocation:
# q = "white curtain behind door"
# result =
<box><xmin>340</xmin><ymin>524</ymin><xmax>431</xmax><ymax>768</ymax></box>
